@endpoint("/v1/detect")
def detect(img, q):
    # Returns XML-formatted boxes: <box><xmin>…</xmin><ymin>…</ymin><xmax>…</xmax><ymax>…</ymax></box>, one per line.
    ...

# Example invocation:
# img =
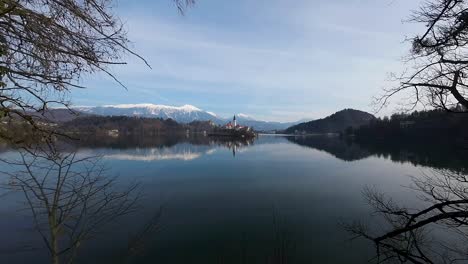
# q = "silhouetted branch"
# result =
<box><xmin>0</xmin><ymin>146</ymin><xmax>140</xmax><ymax>264</ymax></box>
<box><xmin>0</xmin><ymin>0</ymin><xmax>156</xmax><ymax>144</ymax></box>
<box><xmin>346</xmin><ymin>169</ymin><xmax>468</xmax><ymax>263</ymax></box>
<box><xmin>378</xmin><ymin>0</ymin><xmax>468</xmax><ymax>113</ymax></box>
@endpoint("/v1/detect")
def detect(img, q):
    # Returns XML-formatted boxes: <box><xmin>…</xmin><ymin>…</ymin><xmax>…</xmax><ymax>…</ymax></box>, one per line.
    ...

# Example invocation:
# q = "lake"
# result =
<box><xmin>0</xmin><ymin>134</ymin><xmax>466</xmax><ymax>264</ymax></box>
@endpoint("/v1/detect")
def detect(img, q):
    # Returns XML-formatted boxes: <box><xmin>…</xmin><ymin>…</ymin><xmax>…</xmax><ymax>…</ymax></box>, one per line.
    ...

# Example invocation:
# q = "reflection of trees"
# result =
<box><xmin>356</xmin><ymin>140</ymin><xmax>468</xmax><ymax>173</ymax></box>
<box><xmin>1</xmin><ymin>146</ymin><xmax>142</xmax><ymax>264</ymax></box>
<box><xmin>347</xmin><ymin>169</ymin><xmax>468</xmax><ymax>263</ymax></box>
<box><xmin>286</xmin><ymin>136</ymin><xmax>372</xmax><ymax>161</ymax></box>
<box><xmin>61</xmin><ymin>134</ymin><xmax>255</xmax><ymax>161</ymax></box>
<box><xmin>287</xmin><ymin>135</ymin><xmax>468</xmax><ymax>172</ymax></box>
<box><xmin>66</xmin><ymin>134</ymin><xmax>255</xmax><ymax>151</ymax></box>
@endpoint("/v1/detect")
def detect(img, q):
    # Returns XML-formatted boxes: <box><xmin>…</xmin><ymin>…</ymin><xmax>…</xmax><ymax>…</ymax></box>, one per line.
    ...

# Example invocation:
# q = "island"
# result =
<box><xmin>208</xmin><ymin>115</ymin><xmax>256</xmax><ymax>139</ymax></box>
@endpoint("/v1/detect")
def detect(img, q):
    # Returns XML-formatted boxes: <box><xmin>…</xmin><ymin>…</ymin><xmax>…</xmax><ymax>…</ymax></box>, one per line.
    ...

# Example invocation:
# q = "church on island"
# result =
<box><xmin>223</xmin><ymin>115</ymin><xmax>251</xmax><ymax>131</ymax></box>
<box><xmin>208</xmin><ymin>115</ymin><xmax>255</xmax><ymax>138</ymax></box>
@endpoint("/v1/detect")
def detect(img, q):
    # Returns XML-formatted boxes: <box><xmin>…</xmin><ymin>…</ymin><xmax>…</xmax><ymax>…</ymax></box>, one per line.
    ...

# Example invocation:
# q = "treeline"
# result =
<box><xmin>0</xmin><ymin>118</ymin><xmax>55</xmax><ymax>146</ymax></box>
<box><xmin>345</xmin><ymin>109</ymin><xmax>468</xmax><ymax>143</ymax></box>
<box><xmin>59</xmin><ymin>116</ymin><xmax>216</xmax><ymax>136</ymax></box>
<box><xmin>285</xmin><ymin>109</ymin><xmax>375</xmax><ymax>134</ymax></box>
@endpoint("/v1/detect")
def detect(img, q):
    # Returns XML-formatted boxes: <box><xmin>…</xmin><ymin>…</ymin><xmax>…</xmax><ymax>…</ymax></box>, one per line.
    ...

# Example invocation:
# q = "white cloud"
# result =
<box><xmin>78</xmin><ymin>0</ymin><xmax>424</xmax><ymax>121</ymax></box>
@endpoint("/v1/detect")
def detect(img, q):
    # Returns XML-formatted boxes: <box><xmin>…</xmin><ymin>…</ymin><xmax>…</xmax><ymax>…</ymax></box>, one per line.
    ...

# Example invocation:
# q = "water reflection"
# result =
<box><xmin>286</xmin><ymin>135</ymin><xmax>372</xmax><ymax>161</ymax></box>
<box><xmin>73</xmin><ymin>135</ymin><xmax>255</xmax><ymax>161</ymax></box>
<box><xmin>286</xmin><ymin>135</ymin><xmax>468</xmax><ymax>172</ymax></box>
<box><xmin>63</xmin><ymin>134</ymin><xmax>468</xmax><ymax>172</ymax></box>
<box><xmin>73</xmin><ymin>134</ymin><xmax>254</xmax><ymax>150</ymax></box>
<box><xmin>2</xmin><ymin>135</ymin><xmax>467</xmax><ymax>172</ymax></box>
<box><xmin>9</xmin><ymin>133</ymin><xmax>455</xmax><ymax>174</ymax></box>
<box><xmin>347</xmin><ymin>168</ymin><xmax>468</xmax><ymax>263</ymax></box>
<box><xmin>1</xmin><ymin>135</ymin><xmax>467</xmax><ymax>263</ymax></box>
<box><xmin>0</xmin><ymin>145</ymin><xmax>160</xmax><ymax>264</ymax></box>
<box><xmin>101</xmin><ymin>146</ymin><xmax>208</xmax><ymax>161</ymax></box>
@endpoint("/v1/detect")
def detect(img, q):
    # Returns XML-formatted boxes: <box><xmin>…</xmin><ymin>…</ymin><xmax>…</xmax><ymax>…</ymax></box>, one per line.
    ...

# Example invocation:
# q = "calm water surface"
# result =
<box><xmin>0</xmin><ymin>135</ymin><xmax>466</xmax><ymax>263</ymax></box>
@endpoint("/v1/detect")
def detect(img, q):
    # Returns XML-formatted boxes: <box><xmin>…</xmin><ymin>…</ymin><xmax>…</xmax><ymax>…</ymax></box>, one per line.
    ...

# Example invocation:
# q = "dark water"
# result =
<box><xmin>0</xmin><ymin>135</ymin><xmax>466</xmax><ymax>264</ymax></box>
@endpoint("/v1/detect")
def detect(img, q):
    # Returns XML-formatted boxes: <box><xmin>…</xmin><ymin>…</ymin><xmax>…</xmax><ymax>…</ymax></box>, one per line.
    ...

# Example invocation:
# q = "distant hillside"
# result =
<box><xmin>285</xmin><ymin>109</ymin><xmax>375</xmax><ymax>134</ymax></box>
<box><xmin>35</xmin><ymin>105</ymin><xmax>308</xmax><ymax>131</ymax></box>
<box><xmin>59</xmin><ymin>116</ymin><xmax>215</xmax><ymax>136</ymax></box>
<box><xmin>351</xmin><ymin>109</ymin><xmax>468</xmax><ymax>143</ymax></box>
<box><xmin>35</xmin><ymin>104</ymin><xmax>298</xmax><ymax>131</ymax></box>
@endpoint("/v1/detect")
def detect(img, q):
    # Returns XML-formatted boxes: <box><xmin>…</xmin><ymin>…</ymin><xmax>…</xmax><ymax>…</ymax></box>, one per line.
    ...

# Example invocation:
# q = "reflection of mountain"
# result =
<box><xmin>286</xmin><ymin>136</ymin><xmax>372</xmax><ymax>161</ymax></box>
<box><xmin>106</xmin><ymin>152</ymin><xmax>202</xmax><ymax>161</ymax></box>
<box><xmin>62</xmin><ymin>134</ymin><xmax>468</xmax><ymax>171</ymax></box>
<box><xmin>74</xmin><ymin>134</ymin><xmax>254</xmax><ymax>148</ymax></box>
<box><xmin>286</xmin><ymin>135</ymin><xmax>468</xmax><ymax>172</ymax></box>
<box><xmin>100</xmin><ymin>145</ymin><xmax>208</xmax><ymax>161</ymax></box>
<box><xmin>72</xmin><ymin>135</ymin><xmax>255</xmax><ymax>161</ymax></box>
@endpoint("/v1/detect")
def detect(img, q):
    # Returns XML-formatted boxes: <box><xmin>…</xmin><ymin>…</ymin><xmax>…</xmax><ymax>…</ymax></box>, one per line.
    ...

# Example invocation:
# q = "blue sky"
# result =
<box><xmin>73</xmin><ymin>0</ymin><xmax>423</xmax><ymax>122</ymax></box>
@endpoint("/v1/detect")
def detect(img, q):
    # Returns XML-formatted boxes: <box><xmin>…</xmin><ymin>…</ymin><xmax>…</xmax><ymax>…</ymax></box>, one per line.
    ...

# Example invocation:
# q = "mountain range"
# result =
<box><xmin>285</xmin><ymin>109</ymin><xmax>376</xmax><ymax>134</ymax></box>
<box><xmin>77</xmin><ymin>104</ymin><xmax>217</xmax><ymax>124</ymax></box>
<box><xmin>39</xmin><ymin>105</ymin><xmax>375</xmax><ymax>133</ymax></box>
<box><xmin>47</xmin><ymin>104</ymin><xmax>306</xmax><ymax>131</ymax></box>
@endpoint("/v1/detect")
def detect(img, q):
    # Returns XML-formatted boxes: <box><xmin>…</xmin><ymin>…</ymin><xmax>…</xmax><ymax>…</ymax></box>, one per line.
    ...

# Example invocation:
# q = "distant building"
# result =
<box><xmin>107</xmin><ymin>129</ymin><xmax>119</xmax><ymax>137</ymax></box>
<box><xmin>222</xmin><ymin>115</ymin><xmax>252</xmax><ymax>131</ymax></box>
<box><xmin>225</xmin><ymin>121</ymin><xmax>233</xmax><ymax>129</ymax></box>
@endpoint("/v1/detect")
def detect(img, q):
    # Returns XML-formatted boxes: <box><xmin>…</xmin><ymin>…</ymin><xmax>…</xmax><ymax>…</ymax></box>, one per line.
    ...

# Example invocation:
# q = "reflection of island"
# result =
<box><xmin>224</xmin><ymin>139</ymin><xmax>254</xmax><ymax>157</ymax></box>
<box><xmin>68</xmin><ymin>134</ymin><xmax>255</xmax><ymax>161</ymax></box>
<box><xmin>287</xmin><ymin>135</ymin><xmax>468</xmax><ymax>172</ymax></box>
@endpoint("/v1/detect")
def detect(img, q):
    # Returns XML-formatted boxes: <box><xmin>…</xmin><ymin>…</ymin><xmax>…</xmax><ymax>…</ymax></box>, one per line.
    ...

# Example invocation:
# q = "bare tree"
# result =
<box><xmin>346</xmin><ymin>169</ymin><xmax>468</xmax><ymax>263</ymax></box>
<box><xmin>0</xmin><ymin>0</ymin><xmax>194</xmax><ymax>143</ymax></box>
<box><xmin>379</xmin><ymin>0</ymin><xmax>468</xmax><ymax>113</ymax></box>
<box><xmin>1</xmin><ymin>145</ymin><xmax>140</xmax><ymax>264</ymax></box>
<box><xmin>361</xmin><ymin>2</ymin><xmax>468</xmax><ymax>261</ymax></box>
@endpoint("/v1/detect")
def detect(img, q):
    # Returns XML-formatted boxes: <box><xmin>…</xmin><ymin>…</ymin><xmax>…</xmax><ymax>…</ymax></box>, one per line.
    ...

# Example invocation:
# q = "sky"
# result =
<box><xmin>73</xmin><ymin>0</ymin><xmax>424</xmax><ymax>122</ymax></box>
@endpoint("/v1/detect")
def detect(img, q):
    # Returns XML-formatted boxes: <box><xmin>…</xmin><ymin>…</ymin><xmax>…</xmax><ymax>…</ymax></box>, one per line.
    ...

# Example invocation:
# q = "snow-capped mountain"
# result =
<box><xmin>235</xmin><ymin>113</ymin><xmax>255</xmax><ymax>121</ymax></box>
<box><xmin>68</xmin><ymin>104</ymin><xmax>308</xmax><ymax>131</ymax></box>
<box><xmin>233</xmin><ymin>113</ymin><xmax>305</xmax><ymax>131</ymax></box>
<box><xmin>77</xmin><ymin>104</ymin><xmax>221</xmax><ymax>124</ymax></box>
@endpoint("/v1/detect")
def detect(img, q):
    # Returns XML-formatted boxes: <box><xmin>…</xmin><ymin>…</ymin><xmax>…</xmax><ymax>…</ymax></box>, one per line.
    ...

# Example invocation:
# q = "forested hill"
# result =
<box><xmin>349</xmin><ymin>109</ymin><xmax>468</xmax><ymax>142</ymax></box>
<box><xmin>285</xmin><ymin>109</ymin><xmax>375</xmax><ymax>134</ymax></box>
<box><xmin>59</xmin><ymin>116</ymin><xmax>215</xmax><ymax>136</ymax></box>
